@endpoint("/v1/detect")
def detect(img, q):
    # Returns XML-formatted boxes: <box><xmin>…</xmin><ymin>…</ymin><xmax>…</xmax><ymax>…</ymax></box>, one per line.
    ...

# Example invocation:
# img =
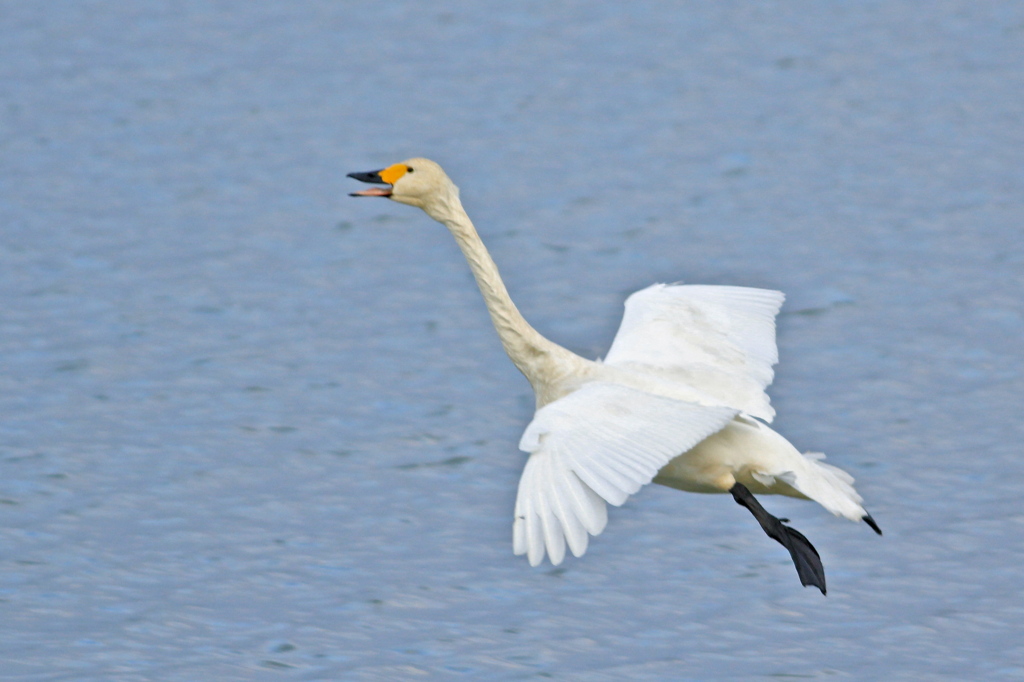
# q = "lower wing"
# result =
<box><xmin>513</xmin><ymin>382</ymin><xmax>737</xmax><ymax>566</ymax></box>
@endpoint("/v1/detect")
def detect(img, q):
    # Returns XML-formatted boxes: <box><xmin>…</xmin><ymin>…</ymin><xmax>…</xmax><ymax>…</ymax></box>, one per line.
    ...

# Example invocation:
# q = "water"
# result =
<box><xmin>3</xmin><ymin>1</ymin><xmax>1023</xmax><ymax>679</ymax></box>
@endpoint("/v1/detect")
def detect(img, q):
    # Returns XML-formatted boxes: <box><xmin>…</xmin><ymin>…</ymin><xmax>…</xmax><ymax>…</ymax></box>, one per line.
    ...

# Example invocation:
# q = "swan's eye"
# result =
<box><xmin>406</xmin><ymin>166</ymin><xmax>414</xmax><ymax>173</ymax></box>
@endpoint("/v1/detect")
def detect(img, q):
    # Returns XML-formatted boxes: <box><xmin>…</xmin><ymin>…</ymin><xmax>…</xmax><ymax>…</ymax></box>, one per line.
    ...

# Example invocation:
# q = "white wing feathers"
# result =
<box><xmin>603</xmin><ymin>284</ymin><xmax>785</xmax><ymax>422</ymax></box>
<box><xmin>514</xmin><ymin>382</ymin><xmax>738</xmax><ymax>566</ymax></box>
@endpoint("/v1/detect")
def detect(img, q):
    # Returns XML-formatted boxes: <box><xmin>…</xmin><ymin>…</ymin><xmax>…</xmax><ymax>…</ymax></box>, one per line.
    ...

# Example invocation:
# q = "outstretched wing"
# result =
<box><xmin>603</xmin><ymin>284</ymin><xmax>785</xmax><ymax>421</ymax></box>
<box><xmin>513</xmin><ymin>382</ymin><xmax>737</xmax><ymax>566</ymax></box>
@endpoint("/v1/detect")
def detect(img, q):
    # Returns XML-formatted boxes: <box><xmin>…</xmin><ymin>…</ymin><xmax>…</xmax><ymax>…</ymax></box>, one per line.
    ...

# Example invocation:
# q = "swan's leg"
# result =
<box><xmin>729</xmin><ymin>482</ymin><xmax>827</xmax><ymax>595</ymax></box>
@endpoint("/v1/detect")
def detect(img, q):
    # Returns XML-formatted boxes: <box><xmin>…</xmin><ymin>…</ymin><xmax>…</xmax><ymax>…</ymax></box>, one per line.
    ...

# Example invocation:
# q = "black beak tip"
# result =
<box><xmin>348</xmin><ymin>170</ymin><xmax>387</xmax><ymax>184</ymax></box>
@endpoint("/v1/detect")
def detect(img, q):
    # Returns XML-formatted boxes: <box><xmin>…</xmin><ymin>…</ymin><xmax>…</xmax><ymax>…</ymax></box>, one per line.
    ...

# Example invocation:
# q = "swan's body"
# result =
<box><xmin>349</xmin><ymin>158</ymin><xmax>879</xmax><ymax>594</ymax></box>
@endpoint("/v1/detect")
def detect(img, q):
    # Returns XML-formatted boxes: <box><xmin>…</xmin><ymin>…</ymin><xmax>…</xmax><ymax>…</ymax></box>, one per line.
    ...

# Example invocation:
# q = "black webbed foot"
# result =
<box><xmin>863</xmin><ymin>513</ymin><xmax>882</xmax><ymax>535</ymax></box>
<box><xmin>730</xmin><ymin>482</ymin><xmax>827</xmax><ymax>595</ymax></box>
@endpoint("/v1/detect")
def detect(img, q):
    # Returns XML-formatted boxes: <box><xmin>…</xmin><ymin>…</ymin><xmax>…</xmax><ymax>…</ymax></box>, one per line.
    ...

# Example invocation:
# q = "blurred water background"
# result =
<box><xmin>2</xmin><ymin>1</ymin><xmax>1024</xmax><ymax>679</ymax></box>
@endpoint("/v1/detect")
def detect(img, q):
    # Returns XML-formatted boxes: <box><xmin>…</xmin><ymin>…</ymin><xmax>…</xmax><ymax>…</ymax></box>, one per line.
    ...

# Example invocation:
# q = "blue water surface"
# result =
<box><xmin>2</xmin><ymin>2</ymin><xmax>1023</xmax><ymax>679</ymax></box>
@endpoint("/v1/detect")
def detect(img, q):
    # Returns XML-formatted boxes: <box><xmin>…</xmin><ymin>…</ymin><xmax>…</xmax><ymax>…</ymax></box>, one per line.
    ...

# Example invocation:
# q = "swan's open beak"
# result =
<box><xmin>348</xmin><ymin>170</ymin><xmax>392</xmax><ymax>197</ymax></box>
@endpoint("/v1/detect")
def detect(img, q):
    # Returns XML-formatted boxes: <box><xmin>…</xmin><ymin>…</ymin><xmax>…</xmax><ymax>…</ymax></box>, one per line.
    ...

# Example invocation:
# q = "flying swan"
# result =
<box><xmin>349</xmin><ymin>158</ymin><xmax>880</xmax><ymax>594</ymax></box>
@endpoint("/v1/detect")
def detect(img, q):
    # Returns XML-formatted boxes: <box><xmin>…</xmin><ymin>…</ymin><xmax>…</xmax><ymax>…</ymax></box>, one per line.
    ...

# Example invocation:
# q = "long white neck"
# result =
<box><xmin>434</xmin><ymin>196</ymin><xmax>585</xmax><ymax>395</ymax></box>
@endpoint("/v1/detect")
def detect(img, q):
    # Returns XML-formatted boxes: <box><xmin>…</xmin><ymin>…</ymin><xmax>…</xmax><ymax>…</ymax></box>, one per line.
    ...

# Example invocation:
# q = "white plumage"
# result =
<box><xmin>515</xmin><ymin>381</ymin><xmax>738</xmax><ymax>565</ymax></box>
<box><xmin>349</xmin><ymin>157</ymin><xmax>879</xmax><ymax>593</ymax></box>
<box><xmin>605</xmin><ymin>283</ymin><xmax>785</xmax><ymax>421</ymax></box>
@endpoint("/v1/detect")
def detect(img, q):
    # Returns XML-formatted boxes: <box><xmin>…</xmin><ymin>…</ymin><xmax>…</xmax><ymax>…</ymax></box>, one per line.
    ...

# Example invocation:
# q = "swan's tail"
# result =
<box><xmin>781</xmin><ymin>453</ymin><xmax>881</xmax><ymax>533</ymax></box>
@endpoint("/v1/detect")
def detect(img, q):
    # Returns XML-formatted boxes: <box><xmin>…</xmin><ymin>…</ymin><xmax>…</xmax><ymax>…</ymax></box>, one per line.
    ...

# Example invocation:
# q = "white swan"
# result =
<box><xmin>349</xmin><ymin>158</ymin><xmax>880</xmax><ymax>594</ymax></box>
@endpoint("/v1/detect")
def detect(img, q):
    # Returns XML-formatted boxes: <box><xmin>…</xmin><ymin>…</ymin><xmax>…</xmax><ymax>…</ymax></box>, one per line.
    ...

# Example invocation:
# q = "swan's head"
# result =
<box><xmin>348</xmin><ymin>157</ymin><xmax>460</xmax><ymax>222</ymax></box>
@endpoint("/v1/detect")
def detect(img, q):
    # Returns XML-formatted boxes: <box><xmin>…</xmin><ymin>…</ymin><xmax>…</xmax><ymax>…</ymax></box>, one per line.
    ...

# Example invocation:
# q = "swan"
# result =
<box><xmin>349</xmin><ymin>158</ymin><xmax>880</xmax><ymax>594</ymax></box>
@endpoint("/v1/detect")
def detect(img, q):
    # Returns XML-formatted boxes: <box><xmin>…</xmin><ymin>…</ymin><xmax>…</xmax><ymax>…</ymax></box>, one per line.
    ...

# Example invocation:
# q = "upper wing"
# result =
<box><xmin>513</xmin><ymin>381</ymin><xmax>738</xmax><ymax>566</ymax></box>
<box><xmin>603</xmin><ymin>284</ymin><xmax>785</xmax><ymax>421</ymax></box>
